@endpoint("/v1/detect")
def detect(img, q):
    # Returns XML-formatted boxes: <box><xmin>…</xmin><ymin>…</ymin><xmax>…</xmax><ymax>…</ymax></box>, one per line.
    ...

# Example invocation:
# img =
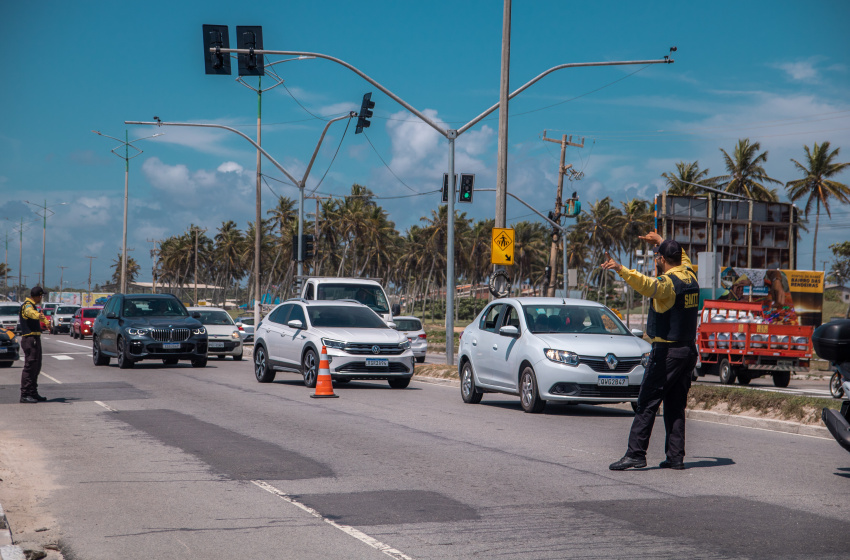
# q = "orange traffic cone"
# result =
<box><xmin>310</xmin><ymin>346</ymin><xmax>339</xmax><ymax>399</ymax></box>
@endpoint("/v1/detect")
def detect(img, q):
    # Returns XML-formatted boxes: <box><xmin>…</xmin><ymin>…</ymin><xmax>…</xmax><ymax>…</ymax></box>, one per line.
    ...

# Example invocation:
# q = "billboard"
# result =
<box><xmin>49</xmin><ymin>292</ymin><xmax>82</xmax><ymax>305</ymax></box>
<box><xmin>715</xmin><ymin>267</ymin><xmax>823</xmax><ymax>327</ymax></box>
<box><xmin>81</xmin><ymin>293</ymin><xmax>113</xmax><ymax>307</ymax></box>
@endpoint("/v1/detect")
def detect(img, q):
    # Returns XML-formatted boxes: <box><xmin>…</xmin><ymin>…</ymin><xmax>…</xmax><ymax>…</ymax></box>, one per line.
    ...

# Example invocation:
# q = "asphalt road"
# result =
<box><xmin>0</xmin><ymin>334</ymin><xmax>848</xmax><ymax>559</ymax></box>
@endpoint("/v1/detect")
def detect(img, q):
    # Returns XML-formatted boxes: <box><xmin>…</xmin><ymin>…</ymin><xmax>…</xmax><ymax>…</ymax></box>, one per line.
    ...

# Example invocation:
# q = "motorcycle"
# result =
<box><xmin>815</xmin><ymin>320</ymin><xmax>850</xmax><ymax>453</ymax></box>
<box><xmin>830</xmin><ymin>366</ymin><xmax>845</xmax><ymax>399</ymax></box>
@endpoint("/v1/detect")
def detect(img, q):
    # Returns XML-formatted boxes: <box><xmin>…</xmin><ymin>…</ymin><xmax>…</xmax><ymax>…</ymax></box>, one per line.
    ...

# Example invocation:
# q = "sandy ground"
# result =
<box><xmin>0</xmin><ymin>430</ymin><xmax>65</xmax><ymax>560</ymax></box>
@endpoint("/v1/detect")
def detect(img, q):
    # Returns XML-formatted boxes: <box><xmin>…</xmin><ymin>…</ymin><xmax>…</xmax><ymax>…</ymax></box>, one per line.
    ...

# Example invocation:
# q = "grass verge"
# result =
<box><xmin>688</xmin><ymin>384</ymin><xmax>840</xmax><ymax>425</ymax></box>
<box><xmin>414</xmin><ymin>364</ymin><xmax>459</xmax><ymax>379</ymax></box>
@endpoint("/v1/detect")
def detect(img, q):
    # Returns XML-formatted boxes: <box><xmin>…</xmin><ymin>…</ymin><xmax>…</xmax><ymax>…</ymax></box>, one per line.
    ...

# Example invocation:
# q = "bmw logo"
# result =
<box><xmin>605</xmin><ymin>353</ymin><xmax>619</xmax><ymax>370</ymax></box>
<box><xmin>372</xmin><ymin>345</ymin><xmax>381</xmax><ymax>354</ymax></box>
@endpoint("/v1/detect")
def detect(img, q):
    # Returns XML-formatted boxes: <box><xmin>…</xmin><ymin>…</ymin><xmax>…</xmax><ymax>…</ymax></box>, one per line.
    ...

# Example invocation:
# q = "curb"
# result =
<box><xmin>0</xmin><ymin>503</ymin><xmax>24</xmax><ymax>560</ymax></box>
<box><xmin>411</xmin><ymin>374</ymin><xmax>831</xmax><ymax>439</ymax></box>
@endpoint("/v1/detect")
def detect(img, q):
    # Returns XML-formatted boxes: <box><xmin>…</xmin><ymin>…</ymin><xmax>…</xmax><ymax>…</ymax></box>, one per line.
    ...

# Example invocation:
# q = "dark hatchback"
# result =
<box><xmin>0</xmin><ymin>329</ymin><xmax>19</xmax><ymax>367</ymax></box>
<box><xmin>92</xmin><ymin>293</ymin><xmax>208</xmax><ymax>369</ymax></box>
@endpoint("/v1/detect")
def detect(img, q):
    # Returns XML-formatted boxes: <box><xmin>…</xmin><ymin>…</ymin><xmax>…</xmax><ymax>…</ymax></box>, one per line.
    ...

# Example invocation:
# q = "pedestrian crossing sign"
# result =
<box><xmin>491</xmin><ymin>228</ymin><xmax>515</xmax><ymax>265</ymax></box>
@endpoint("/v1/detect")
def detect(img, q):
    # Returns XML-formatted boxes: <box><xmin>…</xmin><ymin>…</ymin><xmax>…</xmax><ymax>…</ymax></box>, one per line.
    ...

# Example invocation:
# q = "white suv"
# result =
<box><xmin>253</xmin><ymin>299</ymin><xmax>415</xmax><ymax>389</ymax></box>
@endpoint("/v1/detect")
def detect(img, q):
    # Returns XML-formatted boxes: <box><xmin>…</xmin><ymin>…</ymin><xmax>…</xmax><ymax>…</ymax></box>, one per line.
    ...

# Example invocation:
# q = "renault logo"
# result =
<box><xmin>372</xmin><ymin>345</ymin><xmax>381</xmax><ymax>354</ymax></box>
<box><xmin>605</xmin><ymin>353</ymin><xmax>619</xmax><ymax>370</ymax></box>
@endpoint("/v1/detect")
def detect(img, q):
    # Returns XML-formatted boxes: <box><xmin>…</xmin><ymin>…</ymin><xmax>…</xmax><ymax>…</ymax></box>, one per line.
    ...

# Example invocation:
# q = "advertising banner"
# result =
<box><xmin>716</xmin><ymin>267</ymin><xmax>823</xmax><ymax>327</ymax></box>
<box><xmin>81</xmin><ymin>293</ymin><xmax>113</xmax><ymax>307</ymax></box>
<box><xmin>49</xmin><ymin>292</ymin><xmax>82</xmax><ymax>305</ymax></box>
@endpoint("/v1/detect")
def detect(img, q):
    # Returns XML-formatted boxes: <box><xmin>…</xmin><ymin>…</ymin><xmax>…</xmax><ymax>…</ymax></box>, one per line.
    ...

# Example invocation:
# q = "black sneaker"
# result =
<box><xmin>19</xmin><ymin>396</ymin><xmax>39</xmax><ymax>404</ymax></box>
<box><xmin>34</xmin><ymin>394</ymin><xmax>48</xmax><ymax>402</ymax></box>
<box><xmin>659</xmin><ymin>459</ymin><xmax>685</xmax><ymax>470</ymax></box>
<box><xmin>609</xmin><ymin>455</ymin><xmax>647</xmax><ymax>470</ymax></box>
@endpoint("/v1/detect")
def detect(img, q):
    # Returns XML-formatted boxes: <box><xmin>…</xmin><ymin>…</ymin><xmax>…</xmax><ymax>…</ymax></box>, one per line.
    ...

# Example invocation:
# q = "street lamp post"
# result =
<box><xmin>23</xmin><ymin>200</ymin><xmax>68</xmax><ymax>291</ymax></box>
<box><xmin>92</xmin><ymin>130</ymin><xmax>163</xmax><ymax>294</ymax></box>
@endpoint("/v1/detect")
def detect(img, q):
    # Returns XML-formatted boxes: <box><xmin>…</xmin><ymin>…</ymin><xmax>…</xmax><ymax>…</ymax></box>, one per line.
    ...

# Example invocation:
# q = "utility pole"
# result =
<box><xmin>84</xmin><ymin>256</ymin><xmax>97</xmax><ymax>298</ymax></box>
<box><xmin>147</xmin><ymin>238</ymin><xmax>159</xmax><ymax>294</ymax></box>
<box><xmin>542</xmin><ymin>131</ymin><xmax>583</xmax><ymax>296</ymax></box>
<box><xmin>192</xmin><ymin>226</ymin><xmax>206</xmax><ymax>305</ymax></box>
<box><xmin>57</xmin><ymin>266</ymin><xmax>67</xmax><ymax>300</ymax></box>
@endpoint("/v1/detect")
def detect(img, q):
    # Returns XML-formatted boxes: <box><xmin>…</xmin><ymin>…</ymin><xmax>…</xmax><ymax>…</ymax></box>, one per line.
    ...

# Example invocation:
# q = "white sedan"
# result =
<box><xmin>187</xmin><ymin>307</ymin><xmax>243</xmax><ymax>360</ymax></box>
<box><xmin>393</xmin><ymin>316</ymin><xmax>427</xmax><ymax>363</ymax></box>
<box><xmin>458</xmin><ymin>297</ymin><xmax>651</xmax><ymax>413</ymax></box>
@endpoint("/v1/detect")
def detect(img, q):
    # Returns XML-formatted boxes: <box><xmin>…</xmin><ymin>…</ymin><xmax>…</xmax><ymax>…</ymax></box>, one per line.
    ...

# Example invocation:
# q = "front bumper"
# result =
<box><xmin>125</xmin><ymin>336</ymin><xmax>208</xmax><ymax>360</ymax></box>
<box><xmin>326</xmin><ymin>348</ymin><xmax>416</xmax><ymax>380</ymax></box>
<box><xmin>0</xmin><ymin>345</ymin><xmax>19</xmax><ymax>362</ymax></box>
<box><xmin>534</xmin><ymin>358</ymin><xmax>645</xmax><ymax>403</ymax></box>
<box><xmin>207</xmin><ymin>338</ymin><xmax>243</xmax><ymax>356</ymax></box>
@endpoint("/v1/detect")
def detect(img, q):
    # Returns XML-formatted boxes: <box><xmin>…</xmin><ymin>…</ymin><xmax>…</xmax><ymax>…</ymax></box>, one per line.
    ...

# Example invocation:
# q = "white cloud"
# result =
<box><xmin>775</xmin><ymin>60</ymin><xmax>819</xmax><ymax>82</ymax></box>
<box><xmin>217</xmin><ymin>161</ymin><xmax>244</xmax><ymax>173</ymax></box>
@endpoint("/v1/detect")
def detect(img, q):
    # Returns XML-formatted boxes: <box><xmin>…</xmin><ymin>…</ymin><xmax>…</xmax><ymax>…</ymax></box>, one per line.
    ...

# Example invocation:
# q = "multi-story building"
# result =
<box><xmin>654</xmin><ymin>192</ymin><xmax>800</xmax><ymax>270</ymax></box>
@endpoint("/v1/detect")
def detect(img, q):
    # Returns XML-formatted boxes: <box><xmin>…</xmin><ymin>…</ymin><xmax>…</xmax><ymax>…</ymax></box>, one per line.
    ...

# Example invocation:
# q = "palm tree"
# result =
<box><xmin>583</xmin><ymin>198</ymin><xmax>625</xmax><ymax>300</ymax></box>
<box><xmin>785</xmin><ymin>141</ymin><xmax>850</xmax><ymax>269</ymax></box>
<box><xmin>662</xmin><ymin>161</ymin><xmax>716</xmax><ymax>196</ymax></box>
<box><xmin>110</xmin><ymin>253</ymin><xmax>141</xmax><ymax>286</ymax></box>
<box><xmin>713</xmin><ymin>138</ymin><xmax>781</xmax><ymax>201</ymax></box>
<box><xmin>620</xmin><ymin>198</ymin><xmax>654</xmax><ymax>324</ymax></box>
<box><xmin>215</xmin><ymin>220</ymin><xmax>244</xmax><ymax>307</ymax></box>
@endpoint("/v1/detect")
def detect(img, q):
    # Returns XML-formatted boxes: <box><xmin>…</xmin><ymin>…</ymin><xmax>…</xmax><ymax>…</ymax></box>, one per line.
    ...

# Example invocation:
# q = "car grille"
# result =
<box><xmin>344</xmin><ymin>343</ymin><xmax>404</xmax><ymax>355</ymax></box>
<box><xmin>550</xmin><ymin>383</ymin><xmax>640</xmax><ymax>398</ymax></box>
<box><xmin>579</xmin><ymin>356</ymin><xmax>641</xmax><ymax>373</ymax></box>
<box><xmin>149</xmin><ymin>328</ymin><xmax>191</xmax><ymax>342</ymax></box>
<box><xmin>335</xmin><ymin>362</ymin><xmax>410</xmax><ymax>373</ymax></box>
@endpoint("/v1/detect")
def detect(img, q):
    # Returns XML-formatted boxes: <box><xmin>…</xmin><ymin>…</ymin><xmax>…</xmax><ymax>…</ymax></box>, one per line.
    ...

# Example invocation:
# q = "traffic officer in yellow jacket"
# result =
<box><xmin>602</xmin><ymin>232</ymin><xmax>700</xmax><ymax>470</ymax></box>
<box><xmin>19</xmin><ymin>286</ymin><xmax>48</xmax><ymax>403</ymax></box>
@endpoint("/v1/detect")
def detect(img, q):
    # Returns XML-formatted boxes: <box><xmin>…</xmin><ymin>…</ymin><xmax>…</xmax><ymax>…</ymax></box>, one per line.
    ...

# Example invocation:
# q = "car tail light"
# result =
<box><xmin>418</xmin><ymin>333</ymin><xmax>427</xmax><ymax>339</ymax></box>
<box><xmin>237</xmin><ymin>325</ymin><xmax>244</xmax><ymax>331</ymax></box>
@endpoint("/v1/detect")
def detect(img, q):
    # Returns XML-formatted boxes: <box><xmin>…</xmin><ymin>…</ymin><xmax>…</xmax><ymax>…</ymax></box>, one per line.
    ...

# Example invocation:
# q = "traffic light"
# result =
<box><xmin>236</xmin><ymin>26</ymin><xmax>264</xmax><ymax>76</ymax></box>
<box><xmin>355</xmin><ymin>92</ymin><xmax>375</xmax><ymax>134</ymax></box>
<box><xmin>203</xmin><ymin>25</ymin><xmax>231</xmax><ymax>75</ymax></box>
<box><xmin>441</xmin><ymin>173</ymin><xmax>457</xmax><ymax>203</ymax></box>
<box><xmin>459</xmin><ymin>173</ymin><xmax>474</xmax><ymax>203</ymax></box>
<box><xmin>303</xmin><ymin>234</ymin><xmax>315</xmax><ymax>260</ymax></box>
<box><xmin>291</xmin><ymin>235</ymin><xmax>299</xmax><ymax>261</ymax></box>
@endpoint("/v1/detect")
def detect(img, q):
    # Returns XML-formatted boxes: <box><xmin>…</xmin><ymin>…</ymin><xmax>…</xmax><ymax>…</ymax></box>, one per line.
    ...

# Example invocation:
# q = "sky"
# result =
<box><xmin>1</xmin><ymin>0</ymin><xmax>849</xmax><ymax>292</ymax></box>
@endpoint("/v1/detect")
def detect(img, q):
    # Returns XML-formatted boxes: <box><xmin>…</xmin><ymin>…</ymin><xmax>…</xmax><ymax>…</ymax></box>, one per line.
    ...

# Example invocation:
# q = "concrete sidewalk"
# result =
<box><xmin>0</xmin><ymin>503</ymin><xmax>24</xmax><ymax>560</ymax></box>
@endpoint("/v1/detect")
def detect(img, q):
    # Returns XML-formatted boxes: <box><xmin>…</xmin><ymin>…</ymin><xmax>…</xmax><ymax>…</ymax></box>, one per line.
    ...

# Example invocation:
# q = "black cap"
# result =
<box><xmin>30</xmin><ymin>286</ymin><xmax>45</xmax><ymax>297</ymax></box>
<box><xmin>657</xmin><ymin>239</ymin><xmax>682</xmax><ymax>261</ymax></box>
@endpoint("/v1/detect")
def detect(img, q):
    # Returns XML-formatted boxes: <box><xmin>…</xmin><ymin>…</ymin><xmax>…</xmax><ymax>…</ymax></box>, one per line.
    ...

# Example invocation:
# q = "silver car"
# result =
<box><xmin>0</xmin><ymin>303</ymin><xmax>21</xmax><ymax>334</ymax></box>
<box><xmin>187</xmin><ymin>307</ymin><xmax>244</xmax><ymax>360</ymax></box>
<box><xmin>253</xmin><ymin>299</ymin><xmax>414</xmax><ymax>389</ymax></box>
<box><xmin>393</xmin><ymin>316</ymin><xmax>427</xmax><ymax>363</ymax></box>
<box><xmin>458</xmin><ymin>297</ymin><xmax>652</xmax><ymax>413</ymax></box>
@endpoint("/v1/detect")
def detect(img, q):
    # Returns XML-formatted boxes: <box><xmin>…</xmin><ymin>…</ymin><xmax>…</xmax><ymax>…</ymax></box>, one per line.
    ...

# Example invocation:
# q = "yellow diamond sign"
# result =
<box><xmin>491</xmin><ymin>228</ymin><xmax>515</xmax><ymax>265</ymax></box>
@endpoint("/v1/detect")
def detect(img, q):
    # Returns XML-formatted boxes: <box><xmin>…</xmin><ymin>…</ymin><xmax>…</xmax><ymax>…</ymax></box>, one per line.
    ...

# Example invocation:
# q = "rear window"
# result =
<box><xmin>83</xmin><ymin>309</ymin><xmax>100</xmax><ymax>318</ymax></box>
<box><xmin>57</xmin><ymin>306</ymin><xmax>79</xmax><ymax>315</ymax></box>
<box><xmin>0</xmin><ymin>305</ymin><xmax>19</xmax><ymax>316</ymax></box>
<box><xmin>195</xmin><ymin>310</ymin><xmax>234</xmax><ymax>325</ymax></box>
<box><xmin>395</xmin><ymin>319</ymin><xmax>422</xmax><ymax>331</ymax></box>
<box><xmin>307</xmin><ymin>306</ymin><xmax>388</xmax><ymax>329</ymax></box>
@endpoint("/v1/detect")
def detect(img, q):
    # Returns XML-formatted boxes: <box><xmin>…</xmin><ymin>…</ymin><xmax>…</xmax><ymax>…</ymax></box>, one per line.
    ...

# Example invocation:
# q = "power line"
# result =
<box><xmin>362</xmin><ymin>132</ymin><xmax>418</xmax><ymax>193</ymax></box>
<box><xmin>308</xmin><ymin>116</ymin><xmax>352</xmax><ymax>195</ymax></box>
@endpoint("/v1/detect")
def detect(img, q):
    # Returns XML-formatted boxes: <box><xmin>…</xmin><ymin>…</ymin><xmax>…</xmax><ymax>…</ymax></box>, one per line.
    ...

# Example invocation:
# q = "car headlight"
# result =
<box><xmin>399</xmin><ymin>339</ymin><xmax>411</xmax><ymax>349</ymax></box>
<box><xmin>321</xmin><ymin>338</ymin><xmax>346</xmax><ymax>350</ymax></box>
<box><xmin>641</xmin><ymin>352</ymin><xmax>651</xmax><ymax>368</ymax></box>
<box><xmin>192</xmin><ymin>327</ymin><xmax>206</xmax><ymax>335</ymax></box>
<box><xmin>127</xmin><ymin>328</ymin><xmax>150</xmax><ymax>336</ymax></box>
<box><xmin>544</xmin><ymin>348</ymin><xmax>580</xmax><ymax>366</ymax></box>
<box><xmin>231</xmin><ymin>331</ymin><xmax>240</xmax><ymax>339</ymax></box>
<box><xmin>84</xmin><ymin>320</ymin><xmax>92</xmax><ymax>325</ymax></box>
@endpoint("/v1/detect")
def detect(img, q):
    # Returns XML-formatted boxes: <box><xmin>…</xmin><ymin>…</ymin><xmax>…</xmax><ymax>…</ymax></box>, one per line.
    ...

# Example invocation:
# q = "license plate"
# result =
<box><xmin>366</xmin><ymin>358</ymin><xmax>389</xmax><ymax>368</ymax></box>
<box><xmin>162</xmin><ymin>343</ymin><xmax>181</xmax><ymax>350</ymax></box>
<box><xmin>777</xmin><ymin>360</ymin><xmax>792</xmax><ymax>367</ymax></box>
<box><xmin>598</xmin><ymin>375</ymin><xmax>628</xmax><ymax>386</ymax></box>
<box><xmin>0</xmin><ymin>348</ymin><xmax>8</xmax><ymax>353</ymax></box>
<box><xmin>209</xmin><ymin>342</ymin><xmax>224</xmax><ymax>348</ymax></box>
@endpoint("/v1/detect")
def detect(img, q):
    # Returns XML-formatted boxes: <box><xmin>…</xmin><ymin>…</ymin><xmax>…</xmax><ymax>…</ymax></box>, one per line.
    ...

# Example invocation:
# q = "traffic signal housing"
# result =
<box><xmin>355</xmin><ymin>92</ymin><xmax>375</xmax><ymax>134</ymax></box>
<box><xmin>202</xmin><ymin>25</ymin><xmax>231</xmax><ymax>75</ymax></box>
<box><xmin>459</xmin><ymin>173</ymin><xmax>474</xmax><ymax>203</ymax></box>
<box><xmin>292</xmin><ymin>234</ymin><xmax>315</xmax><ymax>261</ymax></box>
<box><xmin>236</xmin><ymin>26</ymin><xmax>264</xmax><ymax>76</ymax></box>
<box><xmin>441</xmin><ymin>173</ymin><xmax>457</xmax><ymax>203</ymax></box>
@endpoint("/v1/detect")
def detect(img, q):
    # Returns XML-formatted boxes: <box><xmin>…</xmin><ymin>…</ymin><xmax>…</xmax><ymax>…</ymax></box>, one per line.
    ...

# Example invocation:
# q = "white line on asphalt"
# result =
<box><xmin>41</xmin><ymin>373</ymin><xmax>62</xmax><ymax>384</ymax></box>
<box><xmin>251</xmin><ymin>480</ymin><xmax>415</xmax><ymax>560</ymax></box>
<box><xmin>94</xmin><ymin>401</ymin><xmax>117</xmax><ymax>412</ymax></box>
<box><xmin>51</xmin><ymin>340</ymin><xmax>91</xmax><ymax>350</ymax></box>
<box><xmin>51</xmin><ymin>355</ymin><xmax>73</xmax><ymax>361</ymax></box>
<box><xmin>688</xmin><ymin>417</ymin><xmax>830</xmax><ymax>440</ymax></box>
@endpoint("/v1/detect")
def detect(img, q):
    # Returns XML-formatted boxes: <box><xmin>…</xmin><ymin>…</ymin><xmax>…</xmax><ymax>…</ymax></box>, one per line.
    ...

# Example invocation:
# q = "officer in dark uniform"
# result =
<box><xmin>602</xmin><ymin>232</ymin><xmax>700</xmax><ymax>470</ymax></box>
<box><xmin>19</xmin><ymin>286</ymin><xmax>48</xmax><ymax>403</ymax></box>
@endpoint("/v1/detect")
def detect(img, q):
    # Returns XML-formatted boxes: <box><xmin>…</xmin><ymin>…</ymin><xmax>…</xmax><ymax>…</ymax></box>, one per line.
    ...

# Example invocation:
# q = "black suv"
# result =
<box><xmin>0</xmin><ymin>329</ymin><xmax>20</xmax><ymax>368</ymax></box>
<box><xmin>92</xmin><ymin>293</ymin><xmax>208</xmax><ymax>369</ymax></box>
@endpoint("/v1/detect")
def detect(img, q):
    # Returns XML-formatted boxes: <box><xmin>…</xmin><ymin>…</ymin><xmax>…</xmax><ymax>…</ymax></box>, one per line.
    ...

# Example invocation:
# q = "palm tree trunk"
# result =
<box><xmin>812</xmin><ymin>198</ymin><xmax>820</xmax><ymax>271</ymax></box>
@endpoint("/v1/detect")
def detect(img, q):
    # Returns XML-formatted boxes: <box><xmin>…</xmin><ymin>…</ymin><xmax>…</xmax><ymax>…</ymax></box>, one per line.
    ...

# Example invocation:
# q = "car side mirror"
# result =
<box><xmin>287</xmin><ymin>319</ymin><xmax>304</xmax><ymax>330</ymax></box>
<box><xmin>235</xmin><ymin>322</ymin><xmax>243</xmax><ymax>327</ymax></box>
<box><xmin>386</xmin><ymin>321</ymin><xmax>397</xmax><ymax>329</ymax></box>
<box><xmin>631</xmin><ymin>329</ymin><xmax>644</xmax><ymax>338</ymax></box>
<box><xmin>105</xmin><ymin>312</ymin><xmax>117</xmax><ymax>319</ymax></box>
<box><xmin>499</xmin><ymin>325</ymin><xmax>520</xmax><ymax>338</ymax></box>
<box><xmin>192</xmin><ymin>312</ymin><xmax>201</xmax><ymax>319</ymax></box>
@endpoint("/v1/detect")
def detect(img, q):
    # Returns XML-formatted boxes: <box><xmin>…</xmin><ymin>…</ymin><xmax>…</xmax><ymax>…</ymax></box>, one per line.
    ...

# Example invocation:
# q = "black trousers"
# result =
<box><xmin>626</xmin><ymin>343</ymin><xmax>698</xmax><ymax>461</ymax></box>
<box><xmin>20</xmin><ymin>335</ymin><xmax>43</xmax><ymax>397</ymax></box>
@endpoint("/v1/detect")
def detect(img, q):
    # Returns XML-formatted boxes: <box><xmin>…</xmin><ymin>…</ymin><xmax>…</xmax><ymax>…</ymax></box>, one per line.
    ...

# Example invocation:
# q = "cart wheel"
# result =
<box><xmin>718</xmin><ymin>358</ymin><xmax>736</xmax><ymax>385</ymax></box>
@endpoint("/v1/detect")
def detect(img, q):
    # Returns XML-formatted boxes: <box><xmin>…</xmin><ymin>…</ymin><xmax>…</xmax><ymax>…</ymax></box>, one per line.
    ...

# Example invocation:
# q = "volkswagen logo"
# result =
<box><xmin>605</xmin><ymin>353</ymin><xmax>619</xmax><ymax>370</ymax></box>
<box><xmin>372</xmin><ymin>345</ymin><xmax>381</xmax><ymax>354</ymax></box>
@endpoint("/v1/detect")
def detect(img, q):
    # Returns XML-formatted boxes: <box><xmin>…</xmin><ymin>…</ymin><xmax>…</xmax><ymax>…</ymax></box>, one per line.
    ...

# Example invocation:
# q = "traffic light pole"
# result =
<box><xmin>207</xmin><ymin>46</ymin><xmax>675</xmax><ymax>365</ymax></box>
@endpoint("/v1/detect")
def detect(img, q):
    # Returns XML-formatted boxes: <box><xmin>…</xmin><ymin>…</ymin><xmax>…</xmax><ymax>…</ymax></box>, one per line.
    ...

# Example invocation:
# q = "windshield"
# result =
<box><xmin>307</xmin><ymin>306</ymin><xmax>388</xmax><ymax>329</ymax></box>
<box><xmin>522</xmin><ymin>305</ymin><xmax>629</xmax><ymax>336</ymax></box>
<box><xmin>195</xmin><ymin>310</ymin><xmax>234</xmax><ymax>326</ymax></box>
<box><xmin>123</xmin><ymin>298</ymin><xmax>188</xmax><ymax>318</ymax></box>
<box><xmin>83</xmin><ymin>309</ymin><xmax>100</xmax><ymax>318</ymax></box>
<box><xmin>316</xmin><ymin>283</ymin><xmax>389</xmax><ymax>314</ymax></box>
<box><xmin>395</xmin><ymin>318</ymin><xmax>422</xmax><ymax>331</ymax></box>
<box><xmin>57</xmin><ymin>306</ymin><xmax>79</xmax><ymax>315</ymax></box>
<box><xmin>0</xmin><ymin>305</ymin><xmax>19</xmax><ymax>316</ymax></box>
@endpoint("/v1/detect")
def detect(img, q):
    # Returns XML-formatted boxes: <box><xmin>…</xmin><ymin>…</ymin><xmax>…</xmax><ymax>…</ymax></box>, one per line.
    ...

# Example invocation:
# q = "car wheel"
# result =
<box><xmin>217</xmin><ymin>355</ymin><xmax>226</xmax><ymax>360</ymax></box>
<box><xmin>717</xmin><ymin>358</ymin><xmax>735</xmax><ymax>385</ymax></box>
<box><xmin>302</xmin><ymin>348</ymin><xmax>318</xmax><ymax>388</ymax></box>
<box><xmin>162</xmin><ymin>358</ymin><xmax>179</xmax><ymax>366</ymax></box>
<box><xmin>388</xmin><ymin>377</ymin><xmax>411</xmax><ymax>389</ymax></box>
<box><xmin>416</xmin><ymin>356</ymin><xmax>425</xmax><ymax>364</ymax></box>
<box><xmin>519</xmin><ymin>367</ymin><xmax>546</xmax><ymax>413</ymax></box>
<box><xmin>191</xmin><ymin>357</ymin><xmax>208</xmax><ymax>368</ymax></box>
<box><xmin>630</xmin><ymin>401</ymin><xmax>639</xmax><ymax>414</ymax></box>
<box><xmin>117</xmin><ymin>337</ymin><xmax>134</xmax><ymax>369</ymax></box>
<box><xmin>71</xmin><ymin>330</ymin><xmax>77</xmax><ymax>339</ymax></box>
<box><xmin>233</xmin><ymin>352</ymin><xmax>243</xmax><ymax>361</ymax></box>
<box><xmin>831</xmin><ymin>372</ymin><xmax>845</xmax><ymax>399</ymax></box>
<box><xmin>737</xmin><ymin>370</ymin><xmax>752</xmax><ymax>385</ymax></box>
<box><xmin>254</xmin><ymin>344</ymin><xmax>276</xmax><ymax>383</ymax></box>
<box><xmin>460</xmin><ymin>361</ymin><xmax>483</xmax><ymax>404</ymax></box>
<box><xmin>0</xmin><ymin>361</ymin><xmax>12</xmax><ymax>368</ymax></box>
<box><xmin>79</xmin><ymin>333</ymin><xmax>85</xmax><ymax>340</ymax></box>
<box><xmin>92</xmin><ymin>336</ymin><xmax>110</xmax><ymax>366</ymax></box>
<box><xmin>772</xmin><ymin>372</ymin><xmax>791</xmax><ymax>388</ymax></box>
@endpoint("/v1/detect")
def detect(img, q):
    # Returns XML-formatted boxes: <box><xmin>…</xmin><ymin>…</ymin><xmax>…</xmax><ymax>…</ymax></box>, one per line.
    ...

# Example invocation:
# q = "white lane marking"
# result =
<box><xmin>251</xmin><ymin>480</ymin><xmax>415</xmax><ymax>560</ymax></box>
<box><xmin>41</xmin><ymin>373</ymin><xmax>63</xmax><ymax>384</ymax></box>
<box><xmin>51</xmin><ymin>355</ymin><xmax>73</xmax><ymax>361</ymax></box>
<box><xmin>94</xmin><ymin>401</ymin><xmax>117</xmax><ymax>412</ymax></box>
<box><xmin>51</xmin><ymin>339</ymin><xmax>92</xmax><ymax>350</ymax></box>
<box><xmin>44</xmin><ymin>352</ymin><xmax>89</xmax><ymax>356</ymax></box>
